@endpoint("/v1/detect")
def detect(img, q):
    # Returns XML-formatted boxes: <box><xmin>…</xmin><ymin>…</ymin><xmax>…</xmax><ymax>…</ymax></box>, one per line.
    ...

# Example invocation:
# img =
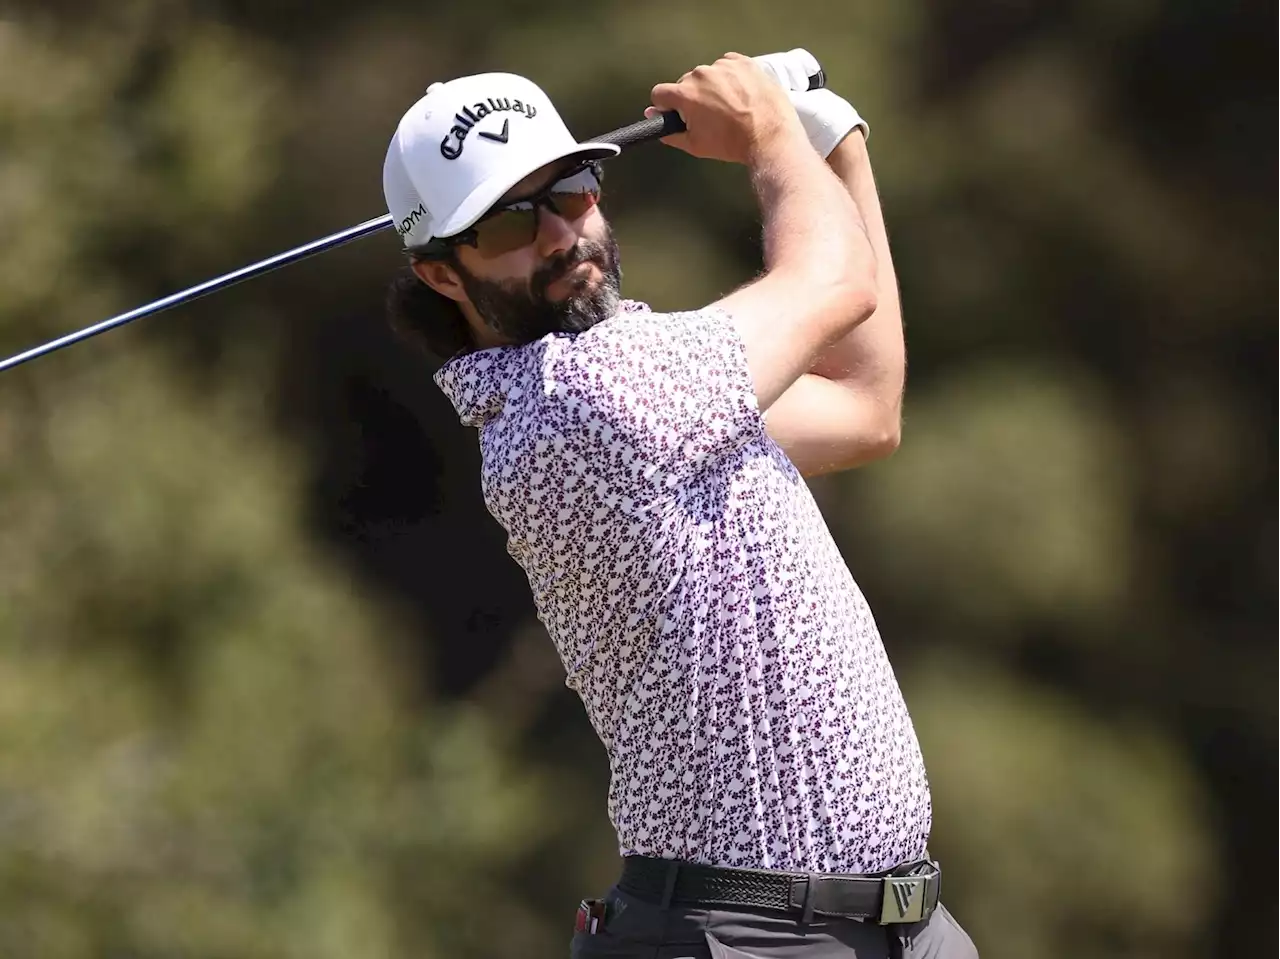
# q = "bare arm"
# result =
<box><xmin>716</xmin><ymin>130</ymin><xmax>880</xmax><ymax>412</ymax></box>
<box><xmin>650</xmin><ymin>54</ymin><xmax>879</xmax><ymax>412</ymax></box>
<box><xmin>764</xmin><ymin>130</ymin><xmax>907</xmax><ymax>476</ymax></box>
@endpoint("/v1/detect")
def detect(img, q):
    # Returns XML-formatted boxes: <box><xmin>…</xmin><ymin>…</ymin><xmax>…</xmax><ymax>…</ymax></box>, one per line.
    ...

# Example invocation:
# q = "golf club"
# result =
<box><xmin>0</xmin><ymin>69</ymin><xmax>824</xmax><ymax>375</ymax></box>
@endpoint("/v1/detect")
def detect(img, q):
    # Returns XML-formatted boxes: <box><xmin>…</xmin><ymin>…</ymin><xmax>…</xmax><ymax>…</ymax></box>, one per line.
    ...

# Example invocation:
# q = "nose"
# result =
<box><xmin>534</xmin><ymin>206</ymin><xmax>578</xmax><ymax>260</ymax></box>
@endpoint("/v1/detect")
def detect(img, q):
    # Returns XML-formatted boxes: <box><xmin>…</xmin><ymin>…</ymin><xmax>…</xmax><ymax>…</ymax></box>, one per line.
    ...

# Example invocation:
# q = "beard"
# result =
<box><xmin>452</xmin><ymin>225</ymin><xmax>622</xmax><ymax>347</ymax></box>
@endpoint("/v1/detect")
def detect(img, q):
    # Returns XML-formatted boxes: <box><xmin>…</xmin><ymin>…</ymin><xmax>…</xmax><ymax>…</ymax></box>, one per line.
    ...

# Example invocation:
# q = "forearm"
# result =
<box><xmin>809</xmin><ymin>132</ymin><xmax>905</xmax><ymax>419</ymax></box>
<box><xmin>716</xmin><ymin>122</ymin><xmax>880</xmax><ymax>411</ymax></box>
<box><xmin>749</xmin><ymin>126</ymin><xmax>877</xmax><ymax>319</ymax></box>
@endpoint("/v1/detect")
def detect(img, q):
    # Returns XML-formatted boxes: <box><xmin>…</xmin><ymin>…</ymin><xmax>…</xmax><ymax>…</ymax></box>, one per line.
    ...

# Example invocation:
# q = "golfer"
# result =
<box><xmin>383</xmin><ymin>51</ymin><xmax>978</xmax><ymax>958</ymax></box>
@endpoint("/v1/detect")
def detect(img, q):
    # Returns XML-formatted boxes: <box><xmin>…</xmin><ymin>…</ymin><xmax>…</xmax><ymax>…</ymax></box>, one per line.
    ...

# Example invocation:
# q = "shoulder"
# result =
<box><xmin>536</xmin><ymin>303</ymin><xmax>756</xmax><ymax>437</ymax></box>
<box><xmin>534</xmin><ymin>305</ymin><xmax>741</xmax><ymax>411</ymax></box>
<box><xmin>551</xmin><ymin>303</ymin><xmax>740</xmax><ymax>371</ymax></box>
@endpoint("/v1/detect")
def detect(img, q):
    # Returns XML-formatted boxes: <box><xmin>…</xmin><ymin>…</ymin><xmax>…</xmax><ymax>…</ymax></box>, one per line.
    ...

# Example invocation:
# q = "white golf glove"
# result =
<box><xmin>752</xmin><ymin>48</ymin><xmax>870</xmax><ymax>157</ymax></box>
<box><xmin>786</xmin><ymin>88</ymin><xmax>869</xmax><ymax>157</ymax></box>
<box><xmin>752</xmin><ymin>47</ymin><xmax>823</xmax><ymax>93</ymax></box>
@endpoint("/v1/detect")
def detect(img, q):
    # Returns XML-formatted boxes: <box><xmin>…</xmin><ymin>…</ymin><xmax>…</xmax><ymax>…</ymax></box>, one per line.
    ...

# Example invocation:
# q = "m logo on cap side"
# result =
<box><xmin>440</xmin><ymin>97</ymin><xmax>536</xmax><ymax>159</ymax></box>
<box><xmin>396</xmin><ymin>202</ymin><xmax>428</xmax><ymax>238</ymax></box>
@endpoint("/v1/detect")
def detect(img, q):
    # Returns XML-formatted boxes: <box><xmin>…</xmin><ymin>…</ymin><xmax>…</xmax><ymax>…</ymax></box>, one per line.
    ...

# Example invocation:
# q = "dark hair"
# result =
<box><xmin>384</xmin><ymin>250</ymin><xmax>473</xmax><ymax>361</ymax></box>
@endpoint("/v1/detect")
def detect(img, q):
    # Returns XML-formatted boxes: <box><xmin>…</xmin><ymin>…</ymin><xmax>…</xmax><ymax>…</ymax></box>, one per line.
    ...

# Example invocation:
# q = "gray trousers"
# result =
<box><xmin>570</xmin><ymin>883</ymin><xmax>979</xmax><ymax>958</ymax></box>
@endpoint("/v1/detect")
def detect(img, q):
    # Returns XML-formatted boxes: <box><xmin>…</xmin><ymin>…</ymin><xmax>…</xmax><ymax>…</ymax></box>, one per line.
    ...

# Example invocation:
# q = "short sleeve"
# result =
<box><xmin>536</xmin><ymin>307</ymin><xmax>764</xmax><ymax>492</ymax></box>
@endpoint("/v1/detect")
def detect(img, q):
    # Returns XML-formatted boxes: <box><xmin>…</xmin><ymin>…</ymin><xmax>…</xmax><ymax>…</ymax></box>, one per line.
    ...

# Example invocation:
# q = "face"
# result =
<box><xmin>423</xmin><ymin>159</ymin><xmax>622</xmax><ymax>348</ymax></box>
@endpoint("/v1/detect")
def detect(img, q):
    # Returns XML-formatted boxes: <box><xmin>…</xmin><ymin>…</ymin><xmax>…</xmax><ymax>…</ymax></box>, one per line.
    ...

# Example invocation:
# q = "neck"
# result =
<box><xmin>461</xmin><ymin>301</ymin><xmax>515</xmax><ymax>350</ymax></box>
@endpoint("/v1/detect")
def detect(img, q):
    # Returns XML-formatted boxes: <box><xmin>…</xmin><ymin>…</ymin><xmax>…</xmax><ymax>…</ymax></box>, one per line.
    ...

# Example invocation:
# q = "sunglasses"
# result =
<box><xmin>417</xmin><ymin>162</ymin><xmax>604</xmax><ymax>260</ymax></box>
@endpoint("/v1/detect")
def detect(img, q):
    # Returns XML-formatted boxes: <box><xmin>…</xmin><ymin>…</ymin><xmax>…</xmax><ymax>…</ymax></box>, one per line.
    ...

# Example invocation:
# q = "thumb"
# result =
<box><xmin>649</xmin><ymin>80</ymin><xmax>686</xmax><ymax>113</ymax></box>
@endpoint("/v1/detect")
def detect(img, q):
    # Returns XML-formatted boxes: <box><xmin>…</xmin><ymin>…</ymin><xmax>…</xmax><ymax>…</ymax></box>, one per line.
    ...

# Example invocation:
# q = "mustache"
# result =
<box><xmin>531</xmin><ymin>240</ymin><xmax>610</xmax><ymax>298</ymax></box>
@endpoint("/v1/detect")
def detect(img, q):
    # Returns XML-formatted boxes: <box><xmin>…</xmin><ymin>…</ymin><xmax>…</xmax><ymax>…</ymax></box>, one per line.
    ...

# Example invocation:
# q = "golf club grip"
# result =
<box><xmin>598</xmin><ymin>110</ymin><xmax>686</xmax><ymax>148</ymax></box>
<box><xmin>597</xmin><ymin>68</ymin><xmax>826</xmax><ymax>149</ymax></box>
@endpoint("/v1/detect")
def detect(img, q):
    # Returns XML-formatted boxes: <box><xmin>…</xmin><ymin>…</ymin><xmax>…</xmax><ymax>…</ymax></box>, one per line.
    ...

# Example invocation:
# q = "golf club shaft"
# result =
<box><xmin>0</xmin><ymin>114</ymin><xmax>678</xmax><ymax>375</ymax></box>
<box><xmin>0</xmin><ymin>215</ymin><xmax>395</xmax><ymax>375</ymax></box>
<box><xmin>0</xmin><ymin>67</ymin><xmax>824</xmax><ymax>374</ymax></box>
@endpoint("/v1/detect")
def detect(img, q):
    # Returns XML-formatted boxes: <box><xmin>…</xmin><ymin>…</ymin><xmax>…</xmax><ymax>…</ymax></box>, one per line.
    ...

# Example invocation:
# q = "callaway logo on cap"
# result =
<box><xmin>383</xmin><ymin>72</ymin><xmax>620</xmax><ymax>249</ymax></box>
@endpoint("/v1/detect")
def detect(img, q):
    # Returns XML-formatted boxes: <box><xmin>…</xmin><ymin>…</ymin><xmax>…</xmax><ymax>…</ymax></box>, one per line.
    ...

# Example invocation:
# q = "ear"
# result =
<box><xmin>411</xmin><ymin>258</ymin><xmax>467</xmax><ymax>304</ymax></box>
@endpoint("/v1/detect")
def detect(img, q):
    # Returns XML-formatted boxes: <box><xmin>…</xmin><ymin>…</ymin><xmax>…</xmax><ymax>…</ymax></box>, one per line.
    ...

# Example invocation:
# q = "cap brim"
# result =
<box><xmin>433</xmin><ymin>141</ymin><xmax>621</xmax><ymax>240</ymax></box>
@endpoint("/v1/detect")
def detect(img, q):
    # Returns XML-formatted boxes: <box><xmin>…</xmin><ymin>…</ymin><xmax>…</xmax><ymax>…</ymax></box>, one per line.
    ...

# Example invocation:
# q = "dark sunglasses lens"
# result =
<box><xmin>470</xmin><ymin>169</ymin><xmax>601</xmax><ymax>256</ymax></box>
<box><xmin>473</xmin><ymin>208</ymin><xmax>538</xmax><ymax>256</ymax></box>
<box><xmin>549</xmin><ymin>189</ymin><xmax>600</xmax><ymax>221</ymax></box>
<box><xmin>549</xmin><ymin>169</ymin><xmax>602</xmax><ymax>220</ymax></box>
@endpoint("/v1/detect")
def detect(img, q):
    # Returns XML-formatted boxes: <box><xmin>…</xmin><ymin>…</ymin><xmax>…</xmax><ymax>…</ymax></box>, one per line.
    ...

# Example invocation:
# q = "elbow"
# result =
<box><xmin>825</xmin><ymin>408</ymin><xmax>901</xmax><ymax>474</ymax></box>
<box><xmin>823</xmin><ymin>420</ymin><xmax>900</xmax><ymax>475</ymax></box>
<box><xmin>862</xmin><ymin>411</ymin><xmax>902</xmax><ymax>464</ymax></box>
<box><xmin>807</xmin><ymin>410</ymin><xmax>901</xmax><ymax>477</ymax></box>
<box><xmin>873</xmin><ymin>418</ymin><xmax>901</xmax><ymax>458</ymax></box>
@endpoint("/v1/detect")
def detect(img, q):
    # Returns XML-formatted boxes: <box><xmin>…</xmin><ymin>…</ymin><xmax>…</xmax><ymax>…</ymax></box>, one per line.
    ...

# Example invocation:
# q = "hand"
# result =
<box><xmin>647</xmin><ymin>52</ymin><xmax>804</xmax><ymax>165</ymax></box>
<box><xmin>787</xmin><ymin>88</ymin><xmax>869</xmax><ymax>158</ymax></box>
<box><xmin>751</xmin><ymin>48</ymin><xmax>823</xmax><ymax>92</ymax></box>
<box><xmin>752</xmin><ymin>49</ymin><xmax>871</xmax><ymax>157</ymax></box>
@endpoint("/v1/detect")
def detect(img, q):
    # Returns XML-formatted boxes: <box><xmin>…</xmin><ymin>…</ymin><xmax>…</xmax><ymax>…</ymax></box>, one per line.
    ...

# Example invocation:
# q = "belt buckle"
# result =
<box><xmin>878</xmin><ymin>867</ymin><xmax>939</xmax><ymax>925</ymax></box>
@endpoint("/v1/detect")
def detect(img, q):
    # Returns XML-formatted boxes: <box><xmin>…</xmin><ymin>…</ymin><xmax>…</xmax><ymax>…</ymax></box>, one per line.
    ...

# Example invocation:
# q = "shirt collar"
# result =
<box><xmin>434</xmin><ymin>299</ymin><xmax>652</xmax><ymax>427</ymax></box>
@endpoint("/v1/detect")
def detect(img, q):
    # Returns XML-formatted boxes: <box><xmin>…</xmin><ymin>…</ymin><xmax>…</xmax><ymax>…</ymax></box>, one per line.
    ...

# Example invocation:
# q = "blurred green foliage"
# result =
<box><xmin>0</xmin><ymin>2</ymin><xmax>1273</xmax><ymax>957</ymax></box>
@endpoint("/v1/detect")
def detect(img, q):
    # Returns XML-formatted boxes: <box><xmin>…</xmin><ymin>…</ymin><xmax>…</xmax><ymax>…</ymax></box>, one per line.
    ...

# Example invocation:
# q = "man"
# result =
<box><xmin>382</xmin><ymin>52</ymin><xmax>978</xmax><ymax>958</ymax></box>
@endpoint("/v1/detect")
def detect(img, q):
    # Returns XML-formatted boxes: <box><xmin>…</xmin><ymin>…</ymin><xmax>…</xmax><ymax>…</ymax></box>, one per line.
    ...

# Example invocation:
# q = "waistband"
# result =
<box><xmin>617</xmin><ymin>854</ymin><xmax>941</xmax><ymax>925</ymax></box>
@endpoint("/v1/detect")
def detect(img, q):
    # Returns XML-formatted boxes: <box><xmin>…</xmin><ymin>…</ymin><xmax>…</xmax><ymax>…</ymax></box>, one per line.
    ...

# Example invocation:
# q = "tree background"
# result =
<box><xmin>0</xmin><ymin>2</ymin><xmax>1273</xmax><ymax>957</ymax></box>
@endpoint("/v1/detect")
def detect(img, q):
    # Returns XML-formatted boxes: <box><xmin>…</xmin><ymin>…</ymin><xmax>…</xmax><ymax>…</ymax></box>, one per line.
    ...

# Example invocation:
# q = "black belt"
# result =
<box><xmin>618</xmin><ymin>854</ymin><xmax>941</xmax><ymax>925</ymax></box>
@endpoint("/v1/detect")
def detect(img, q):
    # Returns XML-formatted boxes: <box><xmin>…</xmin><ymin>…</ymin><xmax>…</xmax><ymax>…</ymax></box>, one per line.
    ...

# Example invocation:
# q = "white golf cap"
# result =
<box><xmin>383</xmin><ymin>72</ymin><xmax>621</xmax><ymax>250</ymax></box>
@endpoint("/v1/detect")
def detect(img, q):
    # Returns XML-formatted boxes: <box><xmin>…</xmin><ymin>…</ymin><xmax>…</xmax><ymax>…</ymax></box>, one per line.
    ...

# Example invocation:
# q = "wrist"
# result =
<box><xmin>788</xmin><ymin>89</ymin><xmax>869</xmax><ymax>159</ymax></box>
<box><xmin>746</xmin><ymin>112</ymin><xmax>810</xmax><ymax>169</ymax></box>
<box><xmin>826</xmin><ymin>124</ymin><xmax>869</xmax><ymax>175</ymax></box>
